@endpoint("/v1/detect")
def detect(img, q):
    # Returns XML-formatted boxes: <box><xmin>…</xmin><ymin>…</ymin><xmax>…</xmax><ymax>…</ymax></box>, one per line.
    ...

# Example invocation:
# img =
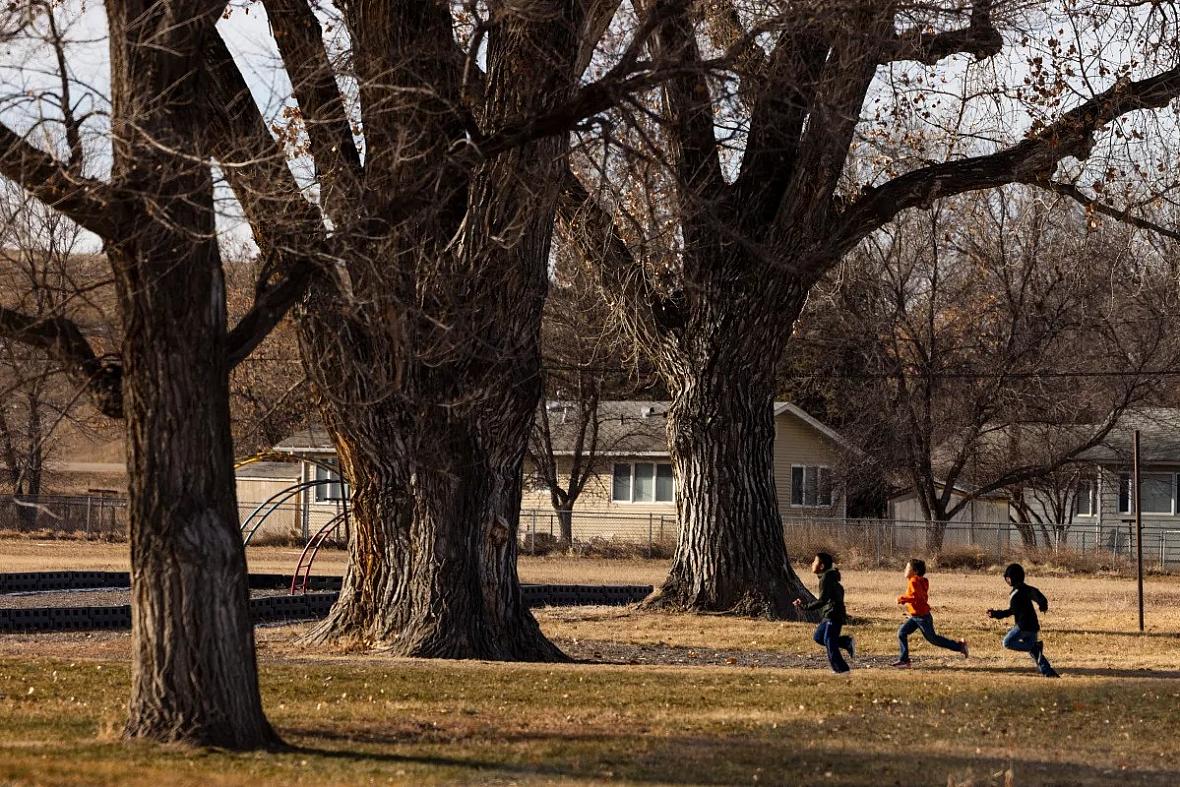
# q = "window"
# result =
<box><xmin>1142</xmin><ymin>473</ymin><xmax>1175</xmax><ymax>514</ymax></box>
<box><xmin>791</xmin><ymin>465</ymin><xmax>833</xmax><ymax>507</ymax></box>
<box><xmin>313</xmin><ymin>462</ymin><xmax>347</xmax><ymax>502</ymax></box>
<box><xmin>1073</xmin><ymin>479</ymin><xmax>1095</xmax><ymax>517</ymax></box>
<box><xmin>1119</xmin><ymin>473</ymin><xmax>1132</xmax><ymax>514</ymax></box>
<box><xmin>611</xmin><ymin>462</ymin><xmax>675</xmax><ymax>503</ymax></box>
<box><xmin>1118</xmin><ymin>472</ymin><xmax>1178</xmax><ymax>515</ymax></box>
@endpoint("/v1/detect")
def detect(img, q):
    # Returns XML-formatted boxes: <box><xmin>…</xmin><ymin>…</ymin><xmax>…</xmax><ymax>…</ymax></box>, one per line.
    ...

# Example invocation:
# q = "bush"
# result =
<box><xmin>932</xmin><ymin>545</ymin><xmax>996</xmax><ymax>571</ymax></box>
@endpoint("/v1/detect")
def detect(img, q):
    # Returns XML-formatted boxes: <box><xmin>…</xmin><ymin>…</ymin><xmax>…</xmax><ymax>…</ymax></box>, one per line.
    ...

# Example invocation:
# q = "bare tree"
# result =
<box><xmin>197</xmin><ymin>0</ymin><xmax>693</xmax><ymax>658</ymax></box>
<box><xmin>559</xmin><ymin>1</ymin><xmax>1180</xmax><ymax>617</ymax></box>
<box><xmin>0</xmin><ymin>183</ymin><xmax>115</xmax><ymax>517</ymax></box>
<box><xmin>528</xmin><ymin>258</ymin><xmax>660</xmax><ymax>544</ymax></box>
<box><xmin>806</xmin><ymin>189</ymin><xmax>1178</xmax><ymax>549</ymax></box>
<box><xmin>0</xmin><ymin>2</ymin><xmax>307</xmax><ymax>747</ymax></box>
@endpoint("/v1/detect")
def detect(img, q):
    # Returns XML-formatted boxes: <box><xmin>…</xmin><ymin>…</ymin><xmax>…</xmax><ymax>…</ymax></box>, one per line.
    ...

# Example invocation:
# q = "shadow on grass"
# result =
<box><xmin>938</xmin><ymin>664</ymin><xmax>1180</xmax><ymax>680</ymax></box>
<box><xmin>283</xmin><ymin>727</ymin><xmax>1180</xmax><ymax>785</ymax></box>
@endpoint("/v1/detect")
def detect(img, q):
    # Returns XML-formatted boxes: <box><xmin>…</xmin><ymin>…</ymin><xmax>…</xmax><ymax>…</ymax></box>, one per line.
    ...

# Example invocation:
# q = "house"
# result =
<box><xmin>1062</xmin><ymin>407</ymin><xmax>1180</xmax><ymax>553</ymax></box>
<box><xmin>881</xmin><ymin>408</ymin><xmax>1180</xmax><ymax>559</ymax></box>
<box><xmin>521</xmin><ymin>401</ymin><xmax>854</xmax><ymax>543</ymax></box>
<box><xmin>887</xmin><ymin>482</ymin><xmax>1011</xmax><ymax>551</ymax></box>
<box><xmin>237</xmin><ymin>401</ymin><xmax>858</xmax><ymax>544</ymax></box>
<box><xmin>236</xmin><ymin>426</ymin><xmax>348</xmax><ymax>541</ymax></box>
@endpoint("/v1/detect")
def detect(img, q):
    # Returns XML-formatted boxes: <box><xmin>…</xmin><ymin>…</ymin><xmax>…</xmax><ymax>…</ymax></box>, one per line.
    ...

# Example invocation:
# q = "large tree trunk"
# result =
<box><xmin>645</xmin><ymin>352</ymin><xmax>812</xmax><ymax>619</ymax></box>
<box><xmin>383</xmin><ymin>415</ymin><xmax>562</xmax><ymax>660</ymax></box>
<box><xmin>298</xmin><ymin>6</ymin><xmax>581</xmax><ymax>661</ymax></box>
<box><xmin>111</xmin><ymin>0</ymin><xmax>277</xmax><ymax>748</ymax></box>
<box><xmin>303</xmin><ymin>403</ymin><xmax>414</xmax><ymax>646</ymax></box>
<box><xmin>117</xmin><ymin>241</ymin><xmax>278</xmax><ymax>748</ymax></box>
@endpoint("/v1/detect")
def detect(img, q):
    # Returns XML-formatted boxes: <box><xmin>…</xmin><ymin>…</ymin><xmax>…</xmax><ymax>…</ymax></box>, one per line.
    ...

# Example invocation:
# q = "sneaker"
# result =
<box><xmin>847</xmin><ymin>637</ymin><xmax>856</xmax><ymax>659</ymax></box>
<box><xmin>960</xmin><ymin>640</ymin><xmax>969</xmax><ymax>659</ymax></box>
<box><xmin>891</xmin><ymin>660</ymin><xmax>912</xmax><ymax>668</ymax></box>
<box><xmin>1043</xmin><ymin>668</ymin><xmax>1061</xmax><ymax>678</ymax></box>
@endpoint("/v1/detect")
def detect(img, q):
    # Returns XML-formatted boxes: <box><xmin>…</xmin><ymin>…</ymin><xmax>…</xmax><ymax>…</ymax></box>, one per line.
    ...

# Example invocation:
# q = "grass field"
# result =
<box><xmin>3</xmin><ymin>540</ymin><xmax>1180</xmax><ymax>785</ymax></box>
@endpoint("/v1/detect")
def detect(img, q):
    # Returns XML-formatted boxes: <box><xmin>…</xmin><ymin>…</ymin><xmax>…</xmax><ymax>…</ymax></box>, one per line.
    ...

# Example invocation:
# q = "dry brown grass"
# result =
<box><xmin>6</xmin><ymin>542</ymin><xmax>1180</xmax><ymax>784</ymax></box>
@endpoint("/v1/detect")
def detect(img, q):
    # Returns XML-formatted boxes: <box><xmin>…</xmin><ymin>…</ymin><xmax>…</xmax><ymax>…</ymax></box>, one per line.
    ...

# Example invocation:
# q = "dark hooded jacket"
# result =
<box><xmin>803</xmin><ymin>568</ymin><xmax>846</xmax><ymax>625</ymax></box>
<box><xmin>990</xmin><ymin>583</ymin><xmax>1048</xmax><ymax>632</ymax></box>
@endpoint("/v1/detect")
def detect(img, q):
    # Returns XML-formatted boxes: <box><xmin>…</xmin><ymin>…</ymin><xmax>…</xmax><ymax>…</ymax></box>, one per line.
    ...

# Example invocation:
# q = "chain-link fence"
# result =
<box><xmin>0</xmin><ymin>495</ymin><xmax>127</xmax><ymax>538</ymax></box>
<box><xmin>518</xmin><ymin>508</ymin><xmax>1180</xmax><ymax>570</ymax></box>
<box><xmin>519</xmin><ymin>509</ymin><xmax>678</xmax><ymax>558</ymax></box>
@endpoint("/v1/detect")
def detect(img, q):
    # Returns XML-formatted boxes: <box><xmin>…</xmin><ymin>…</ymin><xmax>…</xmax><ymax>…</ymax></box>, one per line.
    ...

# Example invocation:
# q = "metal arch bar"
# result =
<box><xmin>290</xmin><ymin>511</ymin><xmax>348</xmax><ymax>595</ymax></box>
<box><xmin>239</xmin><ymin>474</ymin><xmax>323</xmax><ymax>535</ymax></box>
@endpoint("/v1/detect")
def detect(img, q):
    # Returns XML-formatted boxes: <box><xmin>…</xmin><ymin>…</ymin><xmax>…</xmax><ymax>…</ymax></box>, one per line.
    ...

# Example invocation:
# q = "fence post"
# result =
<box><xmin>647</xmin><ymin>513</ymin><xmax>654</xmax><ymax>558</ymax></box>
<box><xmin>530</xmin><ymin>510</ymin><xmax>537</xmax><ymax>555</ymax></box>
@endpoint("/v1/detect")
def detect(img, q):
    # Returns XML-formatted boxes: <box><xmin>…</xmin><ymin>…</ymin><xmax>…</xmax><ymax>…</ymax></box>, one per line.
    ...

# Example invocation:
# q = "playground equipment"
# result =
<box><xmin>234</xmin><ymin>451</ymin><xmax>350</xmax><ymax>546</ymax></box>
<box><xmin>290</xmin><ymin>512</ymin><xmax>348</xmax><ymax>594</ymax></box>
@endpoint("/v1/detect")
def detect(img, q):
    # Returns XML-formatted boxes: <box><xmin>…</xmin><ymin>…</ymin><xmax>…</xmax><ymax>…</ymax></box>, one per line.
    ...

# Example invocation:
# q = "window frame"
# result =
<box><xmin>312</xmin><ymin>461</ymin><xmax>347</xmax><ymax>503</ymax></box>
<box><xmin>611</xmin><ymin>461</ymin><xmax>675</xmax><ymax>503</ymax></box>
<box><xmin>1073</xmin><ymin>478</ymin><xmax>1096</xmax><ymax>518</ymax></box>
<box><xmin>790</xmin><ymin>464</ymin><xmax>833</xmax><ymax>508</ymax></box>
<box><xmin>1140</xmin><ymin>472</ymin><xmax>1176</xmax><ymax>515</ymax></box>
<box><xmin>1117</xmin><ymin>472</ymin><xmax>1180</xmax><ymax>516</ymax></box>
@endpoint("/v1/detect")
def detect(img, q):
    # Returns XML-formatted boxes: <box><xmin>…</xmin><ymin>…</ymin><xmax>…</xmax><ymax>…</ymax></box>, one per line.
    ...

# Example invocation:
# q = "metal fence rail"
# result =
<box><xmin>518</xmin><ymin>509</ymin><xmax>1180</xmax><ymax>568</ymax></box>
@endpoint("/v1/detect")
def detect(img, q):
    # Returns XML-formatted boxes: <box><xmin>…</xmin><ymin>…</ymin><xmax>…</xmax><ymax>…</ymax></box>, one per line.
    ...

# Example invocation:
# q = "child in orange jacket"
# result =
<box><xmin>892</xmin><ymin>558</ymin><xmax>968</xmax><ymax>667</ymax></box>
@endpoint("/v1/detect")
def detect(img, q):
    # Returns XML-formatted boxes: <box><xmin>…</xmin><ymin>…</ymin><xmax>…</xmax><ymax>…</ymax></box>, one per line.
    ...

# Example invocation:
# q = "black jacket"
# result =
<box><xmin>990</xmin><ymin>583</ymin><xmax>1048</xmax><ymax>632</ymax></box>
<box><xmin>803</xmin><ymin>568</ymin><xmax>846</xmax><ymax>625</ymax></box>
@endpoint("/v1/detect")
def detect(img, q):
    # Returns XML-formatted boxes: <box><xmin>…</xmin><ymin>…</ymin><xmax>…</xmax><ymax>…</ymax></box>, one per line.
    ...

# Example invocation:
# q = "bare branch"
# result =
<box><xmin>835</xmin><ymin>66</ymin><xmax>1180</xmax><ymax>253</ymax></box>
<box><xmin>883</xmin><ymin>1</ymin><xmax>1003</xmax><ymax>66</ymax></box>
<box><xmin>0</xmin><ymin>306</ymin><xmax>121</xmax><ymax>417</ymax></box>
<box><xmin>1029</xmin><ymin>179</ymin><xmax>1180</xmax><ymax>242</ymax></box>
<box><xmin>0</xmin><ymin>124</ymin><xmax>116</xmax><ymax>238</ymax></box>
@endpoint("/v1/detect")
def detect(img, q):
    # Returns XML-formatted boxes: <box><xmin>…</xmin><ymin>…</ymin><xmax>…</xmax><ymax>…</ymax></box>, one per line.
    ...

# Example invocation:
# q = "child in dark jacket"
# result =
<box><xmin>892</xmin><ymin>558</ymin><xmax>969</xmax><ymax>667</ymax></box>
<box><xmin>794</xmin><ymin>552</ymin><xmax>855</xmax><ymax>673</ymax></box>
<box><xmin>987</xmin><ymin>563</ymin><xmax>1059</xmax><ymax>678</ymax></box>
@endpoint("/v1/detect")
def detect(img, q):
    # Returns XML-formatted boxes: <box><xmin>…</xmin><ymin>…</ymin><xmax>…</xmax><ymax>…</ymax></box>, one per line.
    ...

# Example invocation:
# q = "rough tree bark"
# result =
<box><xmin>0</xmin><ymin>0</ymin><xmax>322</xmax><ymax>747</ymax></box>
<box><xmin>643</xmin><ymin>282</ymin><xmax>813</xmax><ymax>617</ymax></box>
<box><xmin>254</xmin><ymin>0</ymin><xmax>611</xmax><ymax>659</ymax></box>
<box><xmin>108</xmin><ymin>0</ymin><xmax>278</xmax><ymax>747</ymax></box>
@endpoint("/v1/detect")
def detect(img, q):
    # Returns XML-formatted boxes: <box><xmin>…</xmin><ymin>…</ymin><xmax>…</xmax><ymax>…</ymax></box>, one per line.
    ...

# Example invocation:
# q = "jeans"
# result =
<box><xmin>897</xmin><ymin>613</ymin><xmax>963</xmax><ymax>661</ymax></box>
<box><xmin>813</xmin><ymin>620</ymin><xmax>853</xmax><ymax>673</ymax></box>
<box><xmin>1002</xmin><ymin>626</ymin><xmax>1055</xmax><ymax>675</ymax></box>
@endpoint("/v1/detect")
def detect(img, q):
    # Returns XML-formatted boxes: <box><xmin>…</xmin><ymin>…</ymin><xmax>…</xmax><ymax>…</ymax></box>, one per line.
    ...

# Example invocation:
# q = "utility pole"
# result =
<box><xmin>1134</xmin><ymin>430</ymin><xmax>1144</xmax><ymax>633</ymax></box>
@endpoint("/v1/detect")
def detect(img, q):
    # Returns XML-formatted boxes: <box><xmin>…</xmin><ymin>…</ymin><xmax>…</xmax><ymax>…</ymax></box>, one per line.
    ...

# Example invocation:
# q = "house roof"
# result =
<box><xmin>773</xmin><ymin>402</ymin><xmax>859</xmax><ymax>454</ymax></box>
<box><xmin>273</xmin><ymin>425</ymin><xmax>334</xmax><ymax>453</ymax></box>
<box><xmin>887</xmin><ymin>480</ymin><xmax>1008</xmax><ymax>502</ymax></box>
<box><xmin>235</xmin><ymin>460</ymin><xmax>302</xmax><ymax>480</ymax></box>
<box><xmin>1075</xmin><ymin>407</ymin><xmax>1180</xmax><ymax>465</ymax></box>
<box><xmin>273</xmin><ymin>401</ymin><xmax>851</xmax><ymax>459</ymax></box>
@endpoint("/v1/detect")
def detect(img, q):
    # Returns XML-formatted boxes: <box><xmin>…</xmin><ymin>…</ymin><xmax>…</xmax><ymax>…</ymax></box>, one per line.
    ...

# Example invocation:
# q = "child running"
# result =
<box><xmin>793</xmin><ymin>552</ymin><xmax>855</xmax><ymax>674</ymax></box>
<box><xmin>892</xmin><ymin>558</ymin><xmax>968</xmax><ymax>667</ymax></box>
<box><xmin>987</xmin><ymin>563</ymin><xmax>1060</xmax><ymax>678</ymax></box>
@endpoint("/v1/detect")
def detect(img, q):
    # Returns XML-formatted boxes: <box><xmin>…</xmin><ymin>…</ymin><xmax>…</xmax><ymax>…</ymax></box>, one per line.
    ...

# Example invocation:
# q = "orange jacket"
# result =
<box><xmin>897</xmin><ymin>575</ymin><xmax>931</xmax><ymax>616</ymax></box>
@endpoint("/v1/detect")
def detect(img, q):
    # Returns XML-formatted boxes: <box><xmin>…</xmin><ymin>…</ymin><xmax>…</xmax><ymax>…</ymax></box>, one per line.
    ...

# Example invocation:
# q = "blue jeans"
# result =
<box><xmin>1002</xmin><ymin>626</ymin><xmax>1055</xmax><ymax>675</ymax></box>
<box><xmin>898</xmin><ymin>613</ymin><xmax>963</xmax><ymax>661</ymax></box>
<box><xmin>813</xmin><ymin>620</ymin><xmax>852</xmax><ymax>673</ymax></box>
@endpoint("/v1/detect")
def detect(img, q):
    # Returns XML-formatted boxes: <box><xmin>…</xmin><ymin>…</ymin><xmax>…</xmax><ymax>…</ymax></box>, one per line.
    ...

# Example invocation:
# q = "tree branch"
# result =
<box><xmin>556</xmin><ymin>167</ymin><xmax>671</xmax><ymax>344</ymax></box>
<box><xmin>0</xmin><ymin>124</ymin><xmax>117</xmax><ymax>239</ymax></box>
<box><xmin>262</xmin><ymin>0</ymin><xmax>362</xmax><ymax>223</ymax></box>
<box><xmin>883</xmin><ymin>1</ymin><xmax>1003</xmax><ymax>66</ymax></box>
<box><xmin>0</xmin><ymin>306</ymin><xmax>122</xmax><ymax>418</ymax></box>
<box><xmin>1029</xmin><ymin>178</ymin><xmax>1180</xmax><ymax>242</ymax></box>
<box><xmin>632</xmin><ymin>0</ymin><xmax>726</xmax><ymax>207</ymax></box>
<box><xmin>835</xmin><ymin>66</ymin><xmax>1180</xmax><ymax>254</ymax></box>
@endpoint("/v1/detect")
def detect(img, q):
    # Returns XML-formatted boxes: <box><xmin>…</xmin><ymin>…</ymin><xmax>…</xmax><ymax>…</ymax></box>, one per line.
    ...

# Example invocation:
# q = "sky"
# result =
<box><xmin>0</xmin><ymin>1</ymin><xmax>1177</xmax><ymax>257</ymax></box>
